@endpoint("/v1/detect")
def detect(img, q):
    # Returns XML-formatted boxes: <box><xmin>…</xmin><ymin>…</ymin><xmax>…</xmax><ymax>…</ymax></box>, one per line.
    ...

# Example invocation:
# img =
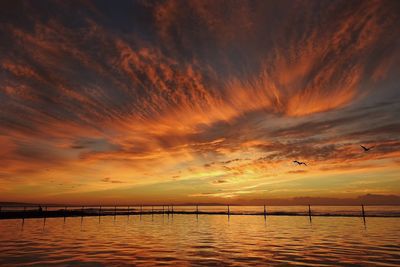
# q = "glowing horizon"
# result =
<box><xmin>1</xmin><ymin>0</ymin><xmax>399</xmax><ymax>205</ymax></box>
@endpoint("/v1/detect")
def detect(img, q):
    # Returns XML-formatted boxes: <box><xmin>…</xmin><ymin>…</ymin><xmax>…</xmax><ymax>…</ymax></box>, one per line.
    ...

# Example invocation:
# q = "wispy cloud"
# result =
<box><xmin>0</xmin><ymin>0</ymin><xmax>399</xmax><ymax>203</ymax></box>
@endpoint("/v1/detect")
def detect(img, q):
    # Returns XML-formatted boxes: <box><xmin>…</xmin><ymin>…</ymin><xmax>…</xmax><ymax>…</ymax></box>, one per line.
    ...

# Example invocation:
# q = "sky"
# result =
<box><xmin>0</xmin><ymin>0</ymin><xmax>399</xmax><ymax>205</ymax></box>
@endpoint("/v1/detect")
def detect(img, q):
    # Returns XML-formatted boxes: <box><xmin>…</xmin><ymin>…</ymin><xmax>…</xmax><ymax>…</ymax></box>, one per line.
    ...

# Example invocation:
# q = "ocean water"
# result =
<box><xmin>0</xmin><ymin>211</ymin><xmax>399</xmax><ymax>266</ymax></box>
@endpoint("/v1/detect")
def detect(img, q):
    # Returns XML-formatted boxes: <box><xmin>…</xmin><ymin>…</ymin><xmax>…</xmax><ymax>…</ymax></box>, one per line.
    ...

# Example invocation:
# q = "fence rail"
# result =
<box><xmin>0</xmin><ymin>204</ymin><xmax>397</xmax><ymax>221</ymax></box>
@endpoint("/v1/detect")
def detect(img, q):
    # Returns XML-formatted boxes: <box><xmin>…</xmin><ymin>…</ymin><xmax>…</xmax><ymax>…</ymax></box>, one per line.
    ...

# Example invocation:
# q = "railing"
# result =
<box><xmin>0</xmin><ymin>204</ymin><xmax>395</xmax><ymax>222</ymax></box>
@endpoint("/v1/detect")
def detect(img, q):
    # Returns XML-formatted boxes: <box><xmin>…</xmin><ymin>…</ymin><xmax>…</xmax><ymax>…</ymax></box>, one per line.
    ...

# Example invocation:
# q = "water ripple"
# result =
<box><xmin>0</xmin><ymin>215</ymin><xmax>399</xmax><ymax>266</ymax></box>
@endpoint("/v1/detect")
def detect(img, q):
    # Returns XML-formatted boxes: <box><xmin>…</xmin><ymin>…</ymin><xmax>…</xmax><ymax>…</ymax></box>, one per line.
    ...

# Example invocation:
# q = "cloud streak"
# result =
<box><xmin>0</xmin><ymin>0</ymin><xmax>399</xmax><ymax>203</ymax></box>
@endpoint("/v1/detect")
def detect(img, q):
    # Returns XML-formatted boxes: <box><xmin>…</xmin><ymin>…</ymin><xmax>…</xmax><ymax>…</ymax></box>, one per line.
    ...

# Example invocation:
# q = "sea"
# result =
<box><xmin>0</xmin><ymin>206</ymin><xmax>399</xmax><ymax>266</ymax></box>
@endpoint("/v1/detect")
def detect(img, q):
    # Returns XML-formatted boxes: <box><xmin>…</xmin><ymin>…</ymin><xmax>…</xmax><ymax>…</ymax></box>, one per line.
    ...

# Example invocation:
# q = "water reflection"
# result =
<box><xmin>1</xmin><ymin>214</ymin><xmax>399</xmax><ymax>266</ymax></box>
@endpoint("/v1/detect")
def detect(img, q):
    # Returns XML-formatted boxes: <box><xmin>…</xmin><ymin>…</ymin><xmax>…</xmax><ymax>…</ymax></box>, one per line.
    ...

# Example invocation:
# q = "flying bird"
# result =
<box><xmin>360</xmin><ymin>145</ymin><xmax>374</xmax><ymax>152</ymax></box>
<box><xmin>293</xmin><ymin>160</ymin><xmax>307</xmax><ymax>166</ymax></box>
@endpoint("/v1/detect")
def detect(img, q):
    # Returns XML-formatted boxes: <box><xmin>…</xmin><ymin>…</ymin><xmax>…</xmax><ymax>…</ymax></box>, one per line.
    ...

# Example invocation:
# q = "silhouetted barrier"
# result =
<box><xmin>362</xmin><ymin>204</ymin><xmax>366</xmax><ymax>225</ymax></box>
<box><xmin>0</xmin><ymin>205</ymin><xmax>397</xmax><ymax>221</ymax></box>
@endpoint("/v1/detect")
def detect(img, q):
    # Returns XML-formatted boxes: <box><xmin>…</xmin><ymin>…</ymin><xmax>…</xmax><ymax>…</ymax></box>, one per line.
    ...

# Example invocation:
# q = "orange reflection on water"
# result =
<box><xmin>0</xmin><ymin>214</ymin><xmax>399</xmax><ymax>266</ymax></box>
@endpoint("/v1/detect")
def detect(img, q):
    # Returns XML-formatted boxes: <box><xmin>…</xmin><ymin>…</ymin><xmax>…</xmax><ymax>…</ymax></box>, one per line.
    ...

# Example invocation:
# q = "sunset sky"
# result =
<box><xmin>0</xmin><ymin>0</ymin><xmax>399</xmax><ymax>205</ymax></box>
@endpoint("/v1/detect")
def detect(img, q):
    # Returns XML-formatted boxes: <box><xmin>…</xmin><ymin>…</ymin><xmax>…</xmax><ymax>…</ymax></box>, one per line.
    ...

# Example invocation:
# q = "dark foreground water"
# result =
<box><xmin>0</xmin><ymin>213</ymin><xmax>399</xmax><ymax>266</ymax></box>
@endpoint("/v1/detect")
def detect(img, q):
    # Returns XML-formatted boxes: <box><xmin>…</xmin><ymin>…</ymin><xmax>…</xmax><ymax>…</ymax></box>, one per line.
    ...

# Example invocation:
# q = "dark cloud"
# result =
<box><xmin>101</xmin><ymin>177</ymin><xmax>125</xmax><ymax>184</ymax></box>
<box><xmin>212</xmin><ymin>179</ymin><xmax>227</xmax><ymax>184</ymax></box>
<box><xmin>70</xmin><ymin>145</ymin><xmax>85</xmax><ymax>149</ymax></box>
<box><xmin>71</xmin><ymin>138</ymin><xmax>120</xmax><ymax>152</ymax></box>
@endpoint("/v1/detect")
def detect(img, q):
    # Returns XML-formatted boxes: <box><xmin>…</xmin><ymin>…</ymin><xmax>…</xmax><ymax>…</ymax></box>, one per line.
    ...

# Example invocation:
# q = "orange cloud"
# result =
<box><xmin>0</xmin><ymin>0</ymin><xmax>399</xmax><ymax>203</ymax></box>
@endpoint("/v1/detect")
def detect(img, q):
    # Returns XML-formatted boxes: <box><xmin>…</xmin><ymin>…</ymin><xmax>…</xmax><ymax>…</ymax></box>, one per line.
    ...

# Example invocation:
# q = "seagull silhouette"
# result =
<box><xmin>360</xmin><ymin>145</ymin><xmax>374</xmax><ymax>152</ymax></box>
<box><xmin>293</xmin><ymin>160</ymin><xmax>307</xmax><ymax>166</ymax></box>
